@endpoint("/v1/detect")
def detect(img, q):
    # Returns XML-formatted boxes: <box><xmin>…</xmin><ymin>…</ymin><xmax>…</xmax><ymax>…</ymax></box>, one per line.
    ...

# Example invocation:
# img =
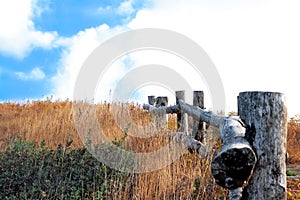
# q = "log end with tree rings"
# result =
<box><xmin>211</xmin><ymin>143</ymin><xmax>257</xmax><ymax>189</ymax></box>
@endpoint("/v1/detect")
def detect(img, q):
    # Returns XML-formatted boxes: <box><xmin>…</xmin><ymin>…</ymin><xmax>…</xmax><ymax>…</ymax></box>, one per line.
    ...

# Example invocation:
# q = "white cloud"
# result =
<box><xmin>117</xmin><ymin>0</ymin><xmax>135</xmax><ymax>15</ymax></box>
<box><xmin>97</xmin><ymin>5</ymin><xmax>113</xmax><ymax>14</ymax></box>
<box><xmin>0</xmin><ymin>0</ymin><xmax>58</xmax><ymax>59</ymax></box>
<box><xmin>16</xmin><ymin>67</ymin><xmax>45</xmax><ymax>80</ymax></box>
<box><xmin>51</xmin><ymin>24</ymin><xmax>128</xmax><ymax>100</ymax></box>
<box><xmin>96</xmin><ymin>0</ymin><xmax>135</xmax><ymax>16</ymax></box>
<box><xmin>51</xmin><ymin>0</ymin><xmax>300</xmax><ymax>115</ymax></box>
<box><xmin>127</xmin><ymin>0</ymin><xmax>300</xmax><ymax>115</ymax></box>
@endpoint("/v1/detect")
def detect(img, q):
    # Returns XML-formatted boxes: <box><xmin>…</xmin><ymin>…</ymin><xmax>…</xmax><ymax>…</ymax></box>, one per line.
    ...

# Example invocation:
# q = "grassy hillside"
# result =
<box><xmin>0</xmin><ymin>101</ymin><xmax>299</xmax><ymax>199</ymax></box>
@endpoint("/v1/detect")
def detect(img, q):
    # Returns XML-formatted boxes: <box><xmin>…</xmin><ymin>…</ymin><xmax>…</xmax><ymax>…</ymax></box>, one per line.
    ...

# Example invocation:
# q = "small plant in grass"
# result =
<box><xmin>287</xmin><ymin>170</ymin><xmax>298</xmax><ymax>176</ymax></box>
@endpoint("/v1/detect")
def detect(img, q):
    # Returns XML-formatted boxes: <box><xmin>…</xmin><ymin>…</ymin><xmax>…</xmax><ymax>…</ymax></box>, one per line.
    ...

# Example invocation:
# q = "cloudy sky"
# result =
<box><xmin>0</xmin><ymin>0</ymin><xmax>299</xmax><ymax>116</ymax></box>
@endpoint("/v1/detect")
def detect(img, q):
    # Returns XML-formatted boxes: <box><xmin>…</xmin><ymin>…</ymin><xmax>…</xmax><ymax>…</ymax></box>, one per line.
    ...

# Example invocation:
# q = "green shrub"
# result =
<box><xmin>0</xmin><ymin>138</ymin><xmax>128</xmax><ymax>199</ymax></box>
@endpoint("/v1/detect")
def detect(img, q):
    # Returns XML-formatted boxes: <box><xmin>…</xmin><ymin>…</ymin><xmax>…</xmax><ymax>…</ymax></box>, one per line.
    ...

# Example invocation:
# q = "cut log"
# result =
<box><xmin>210</xmin><ymin>117</ymin><xmax>257</xmax><ymax>190</ymax></box>
<box><xmin>238</xmin><ymin>92</ymin><xmax>287</xmax><ymax>200</ymax></box>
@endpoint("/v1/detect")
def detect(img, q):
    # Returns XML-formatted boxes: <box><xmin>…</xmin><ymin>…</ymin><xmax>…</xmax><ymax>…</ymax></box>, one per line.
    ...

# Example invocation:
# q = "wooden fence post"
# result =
<box><xmin>148</xmin><ymin>96</ymin><xmax>156</xmax><ymax>106</ymax></box>
<box><xmin>155</xmin><ymin>96</ymin><xmax>168</xmax><ymax>107</ymax></box>
<box><xmin>176</xmin><ymin>91</ymin><xmax>188</xmax><ymax>133</ymax></box>
<box><xmin>147</xmin><ymin>96</ymin><xmax>169</xmax><ymax>127</ymax></box>
<box><xmin>156</xmin><ymin>96</ymin><xmax>168</xmax><ymax>125</ymax></box>
<box><xmin>238</xmin><ymin>92</ymin><xmax>288</xmax><ymax>200</ymax></box>
<box><xmin>192</xmin><ymin>91</ymin><xmax>206</xmax><ymax>143</ymax></box>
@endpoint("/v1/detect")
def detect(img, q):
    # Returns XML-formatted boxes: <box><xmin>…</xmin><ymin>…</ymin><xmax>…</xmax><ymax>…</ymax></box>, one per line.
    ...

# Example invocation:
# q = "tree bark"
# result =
<box><xmin>238</xmin><ymin>92</ymin><xmax>288</xmax><ymax>200</ymax></box>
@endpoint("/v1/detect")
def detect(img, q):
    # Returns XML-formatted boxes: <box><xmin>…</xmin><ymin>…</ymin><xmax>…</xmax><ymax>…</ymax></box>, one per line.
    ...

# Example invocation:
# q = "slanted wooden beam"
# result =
<box><xmin>171</xmin><ymin>132</ymin><xmax>212</xmax><ymax>158</ymax></box>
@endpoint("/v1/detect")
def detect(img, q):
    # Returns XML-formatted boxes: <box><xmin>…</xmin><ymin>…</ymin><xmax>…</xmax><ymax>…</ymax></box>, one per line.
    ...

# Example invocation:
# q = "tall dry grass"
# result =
<box><xmin>287</xmin><ymin>116</ymin><xmax>300</xmax><ymax>165</ymax></box>
<box><xmin>0</xmin><ymin>100</ymin><xmax>227</xmax><ymax>199</ymax></box>
<box><xmin>1</xmin><ymin>100</ymin><xmax>299</xmax><ymax>199</ymax></box>
<box><xmin>0</xmin><ymin>101</ymin><xmax>81</xmax><ymax>150</ymax></box>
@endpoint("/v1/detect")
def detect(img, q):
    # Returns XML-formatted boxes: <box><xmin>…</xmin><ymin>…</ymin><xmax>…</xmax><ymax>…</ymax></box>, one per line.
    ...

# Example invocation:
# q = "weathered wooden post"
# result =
<box><xmin>155</xmin><ymin>96</ymin><xmax>168</xmax><ymax>107</ymax></box>
<box><xmin>176</xmin><ymin>91</ymin><xmax>188</xmax><ymax>133</ymax></box>
<box><xmin>148</xmin><ymin>95</ymin><xmax>156</xmax><ymax>106</ymax></box>
<box><xmin>147</xmin><ymin>96</ymin><xmax>169</xmax><ymax>127</ymax></box>
<box><xmin>238</xmin><ymin>92</ymin><xmax>288</xmax><ymax>200</ymax></box>
<box><xmin>156</xmin><ymin>96</ymin><xmax>168</xmax><ymax>125</ymax></box>
<box><xmin>192</xmin><ymin>91</ymin><xmax>206</xmax><ymax>143</ymax></box>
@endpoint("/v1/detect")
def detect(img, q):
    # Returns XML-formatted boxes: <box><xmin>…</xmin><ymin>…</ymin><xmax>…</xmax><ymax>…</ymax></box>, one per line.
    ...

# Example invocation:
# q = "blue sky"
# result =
<box><xmin>0</xmin><ymin>0</ymin><xmax>147</xmax><ymax>101</ymax></box>
<box><xmin>1</xmin><ymin>0</ymin><xmax>300</xmax><ymax>116</ymax></box>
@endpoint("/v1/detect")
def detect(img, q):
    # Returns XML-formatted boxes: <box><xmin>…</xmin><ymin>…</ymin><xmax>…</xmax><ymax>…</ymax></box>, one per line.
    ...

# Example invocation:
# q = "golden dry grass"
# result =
<box><xmin>287</xmin><ymin>116</ymin><xmax>300</xmax><ymax>165</ymax></box>
<box><xmin>0</xmin><ymin>100</ymin><xmax>299</xmax><ymax>199</ymax></box>
<box><xmin>0</xmin><ymin>101</ymin><xmax>81</xmax><ymax>150</ymax></box>
<box><xmin>0</xmin><ymin>100</ymin><xmax>227</xmax><ymax>199</ymax></box>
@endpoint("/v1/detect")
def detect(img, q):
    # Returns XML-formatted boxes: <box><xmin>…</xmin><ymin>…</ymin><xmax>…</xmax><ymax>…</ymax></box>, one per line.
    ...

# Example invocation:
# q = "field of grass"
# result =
<box><xmin>0</xmin><ymin>100</ymin><xmax>299</xmax><ymax>199</ymax></box>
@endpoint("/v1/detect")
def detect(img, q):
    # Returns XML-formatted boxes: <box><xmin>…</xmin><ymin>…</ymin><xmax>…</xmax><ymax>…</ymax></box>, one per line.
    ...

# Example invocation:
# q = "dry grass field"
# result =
<box><xmin>0</xmin><ymin>100</ymin><xmax>299</xmax><ymax>199</ymax></box>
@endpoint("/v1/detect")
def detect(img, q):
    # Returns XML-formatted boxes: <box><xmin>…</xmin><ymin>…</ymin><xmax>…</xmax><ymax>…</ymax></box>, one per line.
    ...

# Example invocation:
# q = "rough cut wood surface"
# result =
<box><xmin>210</xmin><ymin>117</ymin><xmax>257</xmax><ymax>190</ymax></box>
<box><xmin>238</xmin><ymin>92</ymin><xmax>288</xmax><ymax>200</ymax></box>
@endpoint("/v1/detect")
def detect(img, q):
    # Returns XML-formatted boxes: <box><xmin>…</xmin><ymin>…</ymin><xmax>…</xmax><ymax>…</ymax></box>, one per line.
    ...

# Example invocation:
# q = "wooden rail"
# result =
<box><xmin>144</xmin><ymin>91</ymin><xmax>287</xmax><ymax>200</ymax></box>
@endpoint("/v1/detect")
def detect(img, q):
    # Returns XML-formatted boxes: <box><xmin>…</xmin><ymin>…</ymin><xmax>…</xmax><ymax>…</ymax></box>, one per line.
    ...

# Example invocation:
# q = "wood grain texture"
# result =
<box><xmin>192</xmin><ymin>91</ymin><xmax>206</xmax><ymax>143</ymax></box>
<box><xmin>176</xmin><ymin>91</ymin><xmax>188</xmax><ymax>133</ymax></box>
<box><xmin>238</xmin><ymin>92</ymin><xmax>288</xmax><ymax>200</ymax></box>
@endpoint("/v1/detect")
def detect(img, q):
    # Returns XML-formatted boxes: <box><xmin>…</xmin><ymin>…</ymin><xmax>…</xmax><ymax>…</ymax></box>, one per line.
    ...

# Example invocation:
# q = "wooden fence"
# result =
<box><xmin>144</xmin><ymin>91</ymin><xmax>287</xmax><ymax>200</ymax></box>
